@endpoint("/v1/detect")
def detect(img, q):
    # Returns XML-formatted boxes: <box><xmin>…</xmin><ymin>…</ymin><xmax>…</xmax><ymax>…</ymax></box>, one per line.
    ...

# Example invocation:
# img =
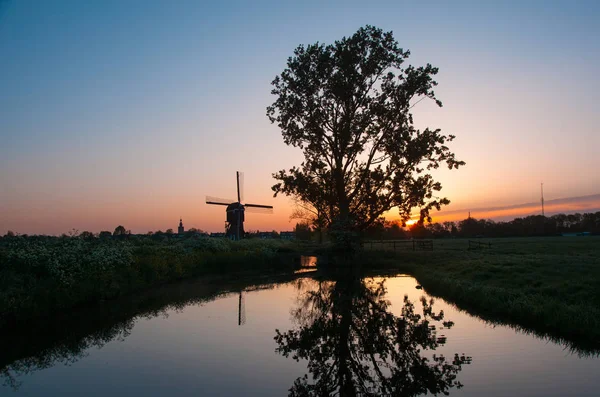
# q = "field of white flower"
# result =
<box><xmin>0</xmin><ymin>234</ymin><xmax>297</xmax><ymax>328</ymax></box>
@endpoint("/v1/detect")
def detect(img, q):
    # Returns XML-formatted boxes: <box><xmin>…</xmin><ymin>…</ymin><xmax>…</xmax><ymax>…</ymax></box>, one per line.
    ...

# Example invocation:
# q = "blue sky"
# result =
<box><xmin>1</xmin><ymin>0</ymin><xmax>599</xmax><ymax>234</ymax></box>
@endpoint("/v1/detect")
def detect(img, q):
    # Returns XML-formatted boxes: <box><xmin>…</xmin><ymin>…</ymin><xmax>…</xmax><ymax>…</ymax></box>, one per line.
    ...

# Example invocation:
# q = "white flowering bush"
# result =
<box><xmin>182</xmin><ymin>236</ymin><xmax>231</xmax><ymax>253</ymax></box>
<box><xmin>232</xmin><ymin>238</ymin><xmax>293</xmax><ymax>255</ymax></box>
<box><xmin>2</xmin><ymin>237</ymin><xmax>133</xmax><ymax>288</ymax></box>
<box><xmin>0</xmin><ymin>234</ymin><xmax>297</xmax><ymax>327</ymax></box>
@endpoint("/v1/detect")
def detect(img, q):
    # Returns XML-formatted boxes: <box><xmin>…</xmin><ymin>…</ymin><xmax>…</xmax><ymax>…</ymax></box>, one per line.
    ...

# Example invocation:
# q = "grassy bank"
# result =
<box><xmin>0</xmin><ymin>234</ymin><xmax>299</xmax><ymax>328</ymax></box>
<box><xmin>365</xmin><ymin>237</ymin><xmax>600</xmax><ymax>352</ymax></box>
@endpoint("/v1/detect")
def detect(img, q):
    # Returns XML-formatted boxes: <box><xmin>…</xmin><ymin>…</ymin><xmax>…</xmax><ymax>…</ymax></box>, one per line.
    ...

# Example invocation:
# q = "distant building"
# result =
<box><xmin>257</xmin><ymin>232</ymin><xmax>274</xmax><ymax>239</ymax></box>
<box><xmin>280</xmin><ymin>231</ymin><xmax>295</xmax><ymax>240</ymax></box>
<box><xmin>178</xmin><ymin>218</ymin><xmax>184</xmax><ymax>235</ymax></box>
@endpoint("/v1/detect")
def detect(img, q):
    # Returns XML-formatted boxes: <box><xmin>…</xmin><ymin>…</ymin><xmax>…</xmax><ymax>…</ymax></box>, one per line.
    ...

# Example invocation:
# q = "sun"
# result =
<box><xmin>405</xmin><ymin>219</ymin><xmax>417</xmax><ymax>226</ymax></box>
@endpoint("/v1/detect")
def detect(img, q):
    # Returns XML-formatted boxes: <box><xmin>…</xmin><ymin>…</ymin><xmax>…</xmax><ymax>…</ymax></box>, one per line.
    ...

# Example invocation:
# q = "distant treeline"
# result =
<box><xmin>2</xmin><ymin>227</ymin><xmax>288</xmax><ymax>240</ymax></box>
<box><xmin>361</xmin><ymin>212</ymin><xmax>600</xmax><ymax>239</ymax></box>
<box><xmin>4</xmin><ymin>211</ymin><xmax>600</xmax><ymax>242</ymax></box>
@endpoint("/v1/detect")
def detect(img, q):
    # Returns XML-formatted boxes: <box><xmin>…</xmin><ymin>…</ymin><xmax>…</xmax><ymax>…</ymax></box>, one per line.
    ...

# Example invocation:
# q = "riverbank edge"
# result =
<box><xmin>359</xmin><ymin>251</ymin><xmax>600</xmax><ymax>354</ymax></box>
<box><xmin>0</xmin><ymin>266</ymin><xmax>315</xmax><ymax>374</ymax></box>
<box><xmin>0</xmin><ymin>249</ymin><xmax>302</xmax><ymax>331</ymax></box>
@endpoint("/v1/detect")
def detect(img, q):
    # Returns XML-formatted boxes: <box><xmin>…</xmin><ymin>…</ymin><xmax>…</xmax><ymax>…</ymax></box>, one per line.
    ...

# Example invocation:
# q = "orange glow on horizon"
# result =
<box><xmin>401</xmin><ymin>196</ymin><xmax>600</xmax><ymax>225</ymax></box>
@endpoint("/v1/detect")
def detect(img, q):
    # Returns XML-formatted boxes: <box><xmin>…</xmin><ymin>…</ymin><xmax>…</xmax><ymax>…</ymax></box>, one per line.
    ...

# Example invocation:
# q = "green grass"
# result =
<box><xmin>364</xmin><ymin>236</ymin><xmax>600</xmax><ymax>352</ymax></box>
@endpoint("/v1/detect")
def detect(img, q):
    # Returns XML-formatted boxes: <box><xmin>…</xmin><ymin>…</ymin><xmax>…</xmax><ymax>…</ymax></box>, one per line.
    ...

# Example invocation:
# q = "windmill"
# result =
<box><xmin>206</xmin><ymin>171</ymin><xmax>274</xmax><ymax>240</ymax></box>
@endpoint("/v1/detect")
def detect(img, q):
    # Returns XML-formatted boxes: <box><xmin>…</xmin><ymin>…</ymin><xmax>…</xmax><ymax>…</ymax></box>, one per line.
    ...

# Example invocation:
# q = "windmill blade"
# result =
<box><xmin>238</xmin><ymin>171</ymin><xmax>244</xmax><ymax>203</ymax></box>
<box><xmin>245</xmin><ymin>206</ymin><xmax>274</xmax><ymax>214</ymax></box>
<box><xmin>236</xmin><ymin>171</ymin><xmax>241</xmax><ymax>203</ymax></box>
<box><xmin>245</xmin><ymin>203</ymin><xmax>274</xmax><ymax>209</ymax></box>
<box><xmin>206</xmin><ymin>196</ymin><xmax>235</xmax><ymax>206</ymax></box>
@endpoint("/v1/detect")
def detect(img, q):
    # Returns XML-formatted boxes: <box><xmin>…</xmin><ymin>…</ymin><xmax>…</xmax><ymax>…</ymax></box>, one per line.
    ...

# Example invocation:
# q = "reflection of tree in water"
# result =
<box><xmin>275</xmin><ymin>276</ymin><xmax>471</xmax><ymax>396</ymax></box>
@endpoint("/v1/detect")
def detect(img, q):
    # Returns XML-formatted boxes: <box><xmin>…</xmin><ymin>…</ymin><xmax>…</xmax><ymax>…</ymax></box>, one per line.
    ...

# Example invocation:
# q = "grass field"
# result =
<box><xmin>365</xmin><ymin>236</ymin><xmax>600</xmax><ymax>353</ymax></box>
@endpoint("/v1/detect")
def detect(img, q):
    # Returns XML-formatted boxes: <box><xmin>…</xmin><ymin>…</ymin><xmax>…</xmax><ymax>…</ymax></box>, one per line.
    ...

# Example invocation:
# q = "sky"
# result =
<box><xmin>1</xmin><ymin>0</ymin><xmax>599</xmax><ymax>235</ymax></box>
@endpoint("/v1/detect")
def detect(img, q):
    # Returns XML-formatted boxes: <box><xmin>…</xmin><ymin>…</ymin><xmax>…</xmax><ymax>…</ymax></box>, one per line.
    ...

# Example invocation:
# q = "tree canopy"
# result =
<box><xmin>113</xmin><ymin>225</ymin><xmax>127</xmax><ymax>236</ymax></box>
<box><xmin>267</xmin><ymin>25</ymin><xmax>464</xmax><ymax>239</ymax></box>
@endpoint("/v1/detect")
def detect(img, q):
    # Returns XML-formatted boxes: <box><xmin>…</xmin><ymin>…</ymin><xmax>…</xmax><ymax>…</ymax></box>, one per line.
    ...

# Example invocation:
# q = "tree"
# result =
<box><xmin>99</xmin><ymin>231</ymin><xmax>112</xmax><ymax>239</ymax></box>
<box><xmin>79</xmin><ymin>231</ymin><xmax>96</xmax><ymax>241</ymax></box>
<box><xmin>294</xmin><ymin>222</ymin><xmax>312</xmax><ymax>241</ymax></box>
<box><xmin>268</xmin><ymin>25</ymin><xmax>464</xmax><ymax>248</ymax></box>
<box><xmin>443</xmin><ymin>221</ymin><xmax>458</xmax><ymax>237</ymax></box>
<box><xmin>113</xmin><ymin>225</ymin><xmax>127</xmax><ymax>236</ymax></box>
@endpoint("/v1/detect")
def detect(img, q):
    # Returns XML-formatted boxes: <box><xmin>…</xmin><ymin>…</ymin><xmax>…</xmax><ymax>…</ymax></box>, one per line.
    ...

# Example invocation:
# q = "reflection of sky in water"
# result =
<box><xmin>3</xmin><ymin>275</ymin><xmax>599</xmax><ymax>397</ymax></box>
<box><xmin>300</xmin><ymin>256</ymin><xmax>318</xmax><ymax>267</ymax></box>
<box><xmin>294</xmin><ymin>256</ymin><xmax>318</xmax><ymax>274</ymax></box>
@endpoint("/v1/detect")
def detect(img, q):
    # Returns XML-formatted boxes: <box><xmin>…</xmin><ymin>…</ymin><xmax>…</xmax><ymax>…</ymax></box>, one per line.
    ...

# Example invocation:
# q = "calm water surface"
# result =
<box><xmin>1</xmin><ymin>271</ymin><xmax>598</xmax><ymax>396</ymax></box>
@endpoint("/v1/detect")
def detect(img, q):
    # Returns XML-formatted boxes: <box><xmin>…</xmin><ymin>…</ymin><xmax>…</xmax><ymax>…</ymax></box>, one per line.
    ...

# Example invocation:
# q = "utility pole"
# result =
<box><xmin>541</xmin><ymin>183</ymin><xmax>545</xmax><ymax>217</ymax></box>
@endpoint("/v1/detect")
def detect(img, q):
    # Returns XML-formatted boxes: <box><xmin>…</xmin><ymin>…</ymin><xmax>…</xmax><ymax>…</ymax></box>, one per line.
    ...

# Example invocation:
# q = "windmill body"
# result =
<box><xmin>206</xmin><ymin>171</ymin><xmax>273</xmax><ymax>240</ymax></box>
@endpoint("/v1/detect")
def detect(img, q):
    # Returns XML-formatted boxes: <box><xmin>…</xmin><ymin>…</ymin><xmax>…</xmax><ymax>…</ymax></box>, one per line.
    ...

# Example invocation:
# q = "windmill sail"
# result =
<box><xmin>245</xmin><ymin>206</ymin><xmax>274</xmax><ymax>214</ymax></box>
<box><xmin>206</xmin><ymin>196</ymin><xmax>236</xmax><ymax>206</ymax></box>
<box><xmin>206</xmin><ymin>171</ymin><xmax>273</xmax><ymax>240</ymax></box>
<box><xmin>238</xmin><ymin>171</ymin><xmax>244</xmax><ymax>203</ymax></box>
<box><xmin>245</xmin><ymin>203</ymin><xmax>274</xmax><ymax>209</ymax></box>
<box><xmin>236</xmin><ymin>172</ymin><xmax>241</xmax><ymax>202</ymax></box>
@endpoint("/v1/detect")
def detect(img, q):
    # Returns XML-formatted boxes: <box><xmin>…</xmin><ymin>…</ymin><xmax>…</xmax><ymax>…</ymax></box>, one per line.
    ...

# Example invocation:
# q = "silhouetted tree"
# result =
<box><xmin>113</xmin><ymin>225</ymin><xmax>127</xmax><ymax>236</ymax></box>
<box><xmin>79</xmin><ymin>231</ymin><xmax>95</xmax><ymax>241</ymax></box>
<box><xmin>362</xmin><ymin>219</ymin><xmax>386</xmax><ymax>240</ymax></box>
<box><xmin>268</xmin><ymin>25</ymin><xmax>464</xmax><ymax>249</ymax></box>
<box><xmin>409</xmin><ymin>222</ymin><xmax>432</xmax><ymax>239</ymax></box>
<box><xmin>184</xmin><ymin>228</ymin><xmax>208</xmax><ymax>237</ymax></box>
<box><xmin>443</xmin><ymin>221</ymin><xmax>458</xmax><ymax>237</ymax></box>
<box><xmin>151</xmin><ymin>230</ymin><xmax>166</xmax><ymax>241</ymax></box>
<box><xmin>275</xmin><ymin>276</ymin><xmax>471</xmax><ymax>396</ymax></box>
<box><xmin>384</xmin><ymin>221</ymin><xmax>406</xmax><ymax>239</ymax></box>
<box><xmin>98</xmin><ymin>231</ymin><xmax>112</xmax><ymax>239</ymax></box>
<box><xmin>294</xmin><ymin>222</ymin><xmax>313</xmax><ymax>241</ymax></box>
<box><xmin>289</xmin><ymin>197</ymin><xmax>327</xmax><ymax>244</ymax></box>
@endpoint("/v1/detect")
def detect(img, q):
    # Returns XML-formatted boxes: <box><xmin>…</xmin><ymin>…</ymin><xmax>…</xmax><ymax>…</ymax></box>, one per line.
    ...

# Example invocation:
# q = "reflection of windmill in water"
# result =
<box><xmin>235</xmin><ymin>284</ymin><xmax>279</xmax><ymax>326</ymax></box>
<box><xmin>238</xmin><ymin>291</ymin><xmax>245</xmax><ymax>326</ymax></box>
<box><xmin>206</xmin><ymin>171</ymin><xmax>274</xmax><ymax>240</ymax></box>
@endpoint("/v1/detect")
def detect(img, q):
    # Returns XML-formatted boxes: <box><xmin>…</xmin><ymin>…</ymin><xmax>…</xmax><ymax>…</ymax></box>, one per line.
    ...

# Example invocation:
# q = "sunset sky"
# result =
<box><xmin>1</xmin><ymin>0</ymin><xmax>599</xmax><ymax>235</ymax></box>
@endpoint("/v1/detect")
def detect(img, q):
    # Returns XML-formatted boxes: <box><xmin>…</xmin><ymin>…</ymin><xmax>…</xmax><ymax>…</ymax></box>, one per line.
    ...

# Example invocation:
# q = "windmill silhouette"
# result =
<box><xmin>206</xmin><ymin>171</ymin><xmax>273</xmax><ymax>240</ymax></box>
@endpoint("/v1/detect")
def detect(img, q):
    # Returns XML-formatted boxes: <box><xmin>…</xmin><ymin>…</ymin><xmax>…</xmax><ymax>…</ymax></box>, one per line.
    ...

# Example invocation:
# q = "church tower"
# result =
<box><xmin>178</xmin><ymin>218</ymin><xmax>184</xmax><ymax>234</ymax></box>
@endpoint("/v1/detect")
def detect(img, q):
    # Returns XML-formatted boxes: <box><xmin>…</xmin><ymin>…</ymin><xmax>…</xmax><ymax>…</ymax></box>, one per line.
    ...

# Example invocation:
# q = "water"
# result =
<box><xmin>1</xmin><ymin>270</ymin><xmax>598</xmax><ymax>396</ymax></box>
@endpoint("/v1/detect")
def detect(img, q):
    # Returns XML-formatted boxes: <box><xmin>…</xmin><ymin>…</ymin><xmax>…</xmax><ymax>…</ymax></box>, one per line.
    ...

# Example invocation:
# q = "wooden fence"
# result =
<box><xmin>468</xmin><ymin>240</ymin><xmax>492</xmax><ymax>250</ymax></box>
<box><xmin>362</xmin><ymin>239</ymin><xmax>434</xmax><ymax>252</ymax></box>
